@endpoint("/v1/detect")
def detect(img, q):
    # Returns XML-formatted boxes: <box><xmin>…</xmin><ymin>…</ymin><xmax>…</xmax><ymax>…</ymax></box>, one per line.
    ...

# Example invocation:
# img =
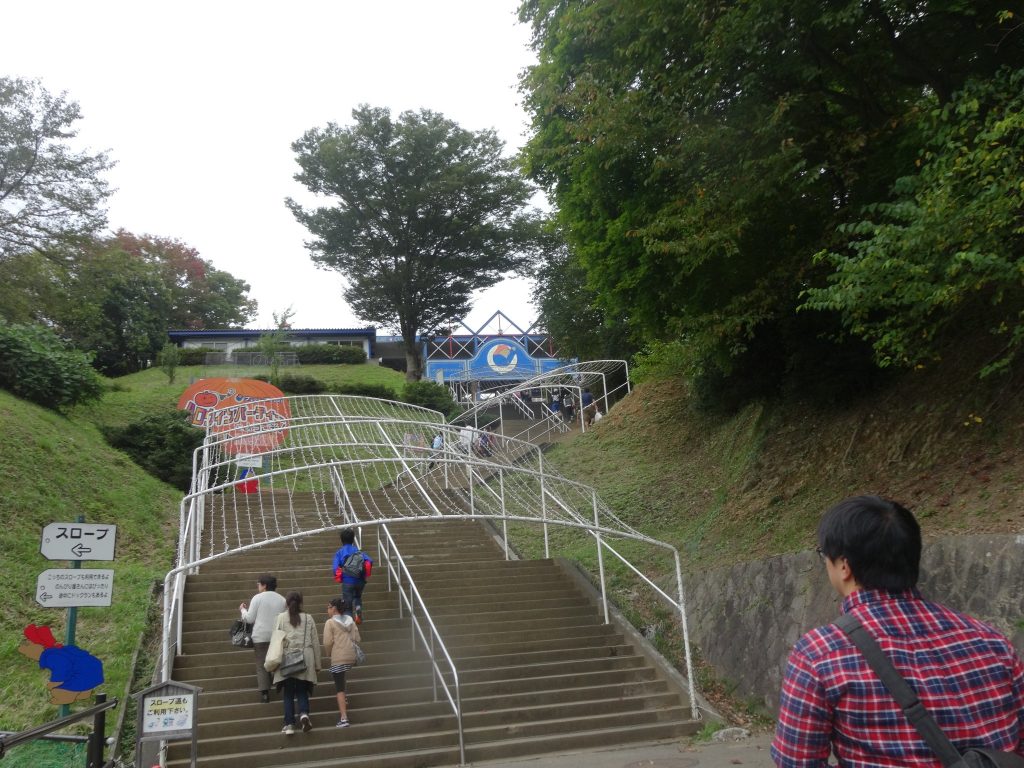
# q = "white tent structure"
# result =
<box><xmin>161</xmin><ymin>382</ymin><xmax>699</xmax><ymax>739</ymax></box>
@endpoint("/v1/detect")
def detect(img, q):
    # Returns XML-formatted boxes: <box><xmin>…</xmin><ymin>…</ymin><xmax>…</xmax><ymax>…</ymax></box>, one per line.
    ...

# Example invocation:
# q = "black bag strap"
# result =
<box><xmin>834</xmin><ymin>613</ymin><xmax>965</xmax><ymax>768</ymax></box>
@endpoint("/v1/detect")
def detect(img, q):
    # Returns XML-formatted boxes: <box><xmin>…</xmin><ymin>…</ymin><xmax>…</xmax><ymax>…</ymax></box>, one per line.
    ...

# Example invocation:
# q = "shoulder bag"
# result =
<box><xmin>353</xmin><ymin>640</ymin><xmax>367</xmax><ymax>667</ymax></box>
<box><xmin>835</xmin><ymin>613</ymin><xmax>1024</xmax><ymax>768</ymax></box>
<box><xmin>263</xmin><ymin>626</ymin><xmax>287</xmax><ymax>672</ymax></box>
<box><xmin>279</xmin><ymin>615</ymin><xmax>311</xmax><ymax>677</ymax></box>
<box><xmin>229</xmin><ymin>619</ymin><xmax>254</xmax><ymax>648</ymax></box>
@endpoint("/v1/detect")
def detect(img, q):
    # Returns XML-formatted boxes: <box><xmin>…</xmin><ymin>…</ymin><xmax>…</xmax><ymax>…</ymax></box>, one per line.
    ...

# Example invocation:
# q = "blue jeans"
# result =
<box><xmin>342</xmin><ymin>580</ymin><xmax>365</xmax><ymax>617</ymax></box>
<box><xmin>281</xmin><ymin>678</ymin><xmax>309</xmax><ymax>725</ymax></box>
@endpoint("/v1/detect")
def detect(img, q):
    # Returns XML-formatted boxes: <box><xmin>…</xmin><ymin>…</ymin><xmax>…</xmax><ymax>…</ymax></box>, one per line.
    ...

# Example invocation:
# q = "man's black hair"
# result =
<box><xmin>340</xmin><ymin>528</ymin><xmax>356</xmax><ymax>545</ymax></box>
<box><xmin>258</xmin><ymin>573</ymin><xmax>277</xmax><ymax>591</ymax></box>
<box><xmin>817</xmin><ymin>495</ymin><xmax>920</xmax><ymax>591</ymax></box>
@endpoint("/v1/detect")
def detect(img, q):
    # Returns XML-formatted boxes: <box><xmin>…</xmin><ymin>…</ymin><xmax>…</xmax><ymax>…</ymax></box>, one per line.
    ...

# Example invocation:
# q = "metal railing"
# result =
<box><xmin>376</xmin><ymin>525</ymin><xmax>465</xmax><ymax>764</ymax></box>
<box><xmin>159</xmin><ymin>388</ymin><xmax>698</xmax><ymax>724</ymax></box>
<box><xmin>0</xmin><ymin>694</ymin><xmax>116</xmax><ymax>767</ymax></box>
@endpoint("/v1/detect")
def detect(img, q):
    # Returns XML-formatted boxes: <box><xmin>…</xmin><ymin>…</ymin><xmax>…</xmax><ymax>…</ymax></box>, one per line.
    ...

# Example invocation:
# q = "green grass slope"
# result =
<box><xmin>539</xmin><ymin>357</ymin><xmax>1024</xmax><ymax>574</ymax></box>
<box><xmin>76</xmin><ymin>363</ymin><xmax>408</xmax><ymax>431</ymax></box>
<box><xmin>1</xmin><ymin>361</ymin><xmax>407</xmax><ymax>742</ymax></box>
<box><xmin>0</xmin><ymin>388</ymin><xmax>180</xmax><ymax>734</ymax></box>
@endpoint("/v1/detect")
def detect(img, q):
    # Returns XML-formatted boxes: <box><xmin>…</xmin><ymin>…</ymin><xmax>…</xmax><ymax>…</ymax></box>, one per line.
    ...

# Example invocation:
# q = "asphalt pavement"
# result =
<box><xmin>472</xmin><ymin>732</ymin><xmax>775</xmax><ymax>768</ymax></box>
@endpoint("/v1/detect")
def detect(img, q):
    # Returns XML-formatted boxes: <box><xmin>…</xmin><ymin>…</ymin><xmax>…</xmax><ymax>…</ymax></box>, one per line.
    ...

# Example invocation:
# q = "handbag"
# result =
<box><xmin>264</xmin><ymin>627</ymin><xmax>286</xmax><ymax>672</ymax></box>
<box><xmin>835</xmin><ymin>614</ymin><xmax>1024</xmax><ymax>768</ymax></box>
<box><xmin>229</xmin><ymin>619</ymin><xmax>254</xmax><ymax>648</ymax></box>
<box><xmin>278</xmin><ymin>616</ymin><xmax>311</xmax><ymax>678</ymax></box>
<box><xmin>353</xmin><ymin>641</ymin><xmax>366</xmax><ymax>667</ymax></box>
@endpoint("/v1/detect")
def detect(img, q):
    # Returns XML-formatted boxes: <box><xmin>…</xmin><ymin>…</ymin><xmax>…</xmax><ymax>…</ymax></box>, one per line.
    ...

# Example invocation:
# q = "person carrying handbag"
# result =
<box><xmin>271</xmin><ymin>591</ymin><xmax>320</xmax><ymax>735</ymax></box>
<box><xmin>240</xmin><ymin>573</ymin><xmax>287</xmax><ymax>703</ymax></box>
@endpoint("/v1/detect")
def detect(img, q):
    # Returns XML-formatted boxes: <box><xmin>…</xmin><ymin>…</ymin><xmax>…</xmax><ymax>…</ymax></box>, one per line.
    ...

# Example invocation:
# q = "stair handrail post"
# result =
<box><xmin>86</xmin><ymin>692</ymin><xmax>107</xmax><ymax>768</ymax></box>
<box><xmin>593</xmin><ymin>490</ymin><xmax>609</xmax><ymax>624</ymax></box>
<box><xmin>376</xmin><ymin>525</ymin><xmax>464</xmax><ymax>764</ymax></box>
<box><xmin>430</xmin><ymin>632</ymin><xmax>437</xmax><ymax>702</ymax></box>
<box><xmin>499</xmin><ymin>468</ymin><xmax>509</xmax><ymax>560</ymax></box>
<box><xmin>379</xmin><ymin>526</ymin><xmax>393</xmax><ymax>598</ymax></box>
<box><xmin>468</xmin><ymin>454</ymin><xmax>475</xmax><ymax>517</ymax></box>
<box><xmin>539</xmin><ymin>449</ymin><xmax>549</xmax><ymax>559</ymax></box>
<box><xmin>673</xmin><ymin>546</ymin><xmax>699</xmax><ymax>720</ymax></box>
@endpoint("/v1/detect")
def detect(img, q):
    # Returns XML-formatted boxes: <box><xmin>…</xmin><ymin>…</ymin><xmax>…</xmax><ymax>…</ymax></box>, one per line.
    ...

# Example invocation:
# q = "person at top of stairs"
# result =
<box><xmin>324</xmin><ymin>596</ymin><xmax>361</xmax><ymax>728</ymax></box>
<box><xmin>240</xmin><ymin>573</ymin><xmax>287</xmax><ymax>704</ymax></box>
<box><xmin>331</xmin><ymin>528</ymin><xmax>373</xmax><ymax>624</ymax></box>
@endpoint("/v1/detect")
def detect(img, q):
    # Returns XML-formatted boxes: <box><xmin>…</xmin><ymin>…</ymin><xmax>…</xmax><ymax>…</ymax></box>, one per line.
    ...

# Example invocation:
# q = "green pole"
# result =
<box><xmin>58</xmin><ymin>514</ymin><xmax>85</xmax><ymax>718</ymax></box>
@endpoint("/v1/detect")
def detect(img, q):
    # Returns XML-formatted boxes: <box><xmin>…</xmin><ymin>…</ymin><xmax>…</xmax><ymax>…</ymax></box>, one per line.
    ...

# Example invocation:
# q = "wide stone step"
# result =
<box><xmin>170</xmin><ymin>512</ymin><xmax>699</xmax><ymax>768</ymax></box>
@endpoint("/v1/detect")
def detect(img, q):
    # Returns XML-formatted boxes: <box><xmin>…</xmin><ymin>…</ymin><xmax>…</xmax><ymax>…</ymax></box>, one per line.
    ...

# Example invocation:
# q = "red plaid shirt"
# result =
<box><xmin>772</xmin><ymin>588</ymin><xmax>1024</xmax><ymax>768</ymax></box>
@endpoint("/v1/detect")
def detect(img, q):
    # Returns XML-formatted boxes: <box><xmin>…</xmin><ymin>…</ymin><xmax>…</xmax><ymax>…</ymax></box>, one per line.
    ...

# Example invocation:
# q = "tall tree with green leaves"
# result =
<box><xmin>110</xmin><ymin>230</ymin><xmax>257</xmax><ymax>329</ymax></box>
<box><xmin>0</xmin><ymin>77</ymin><xmax>113</xmax><ymax>260</ymax></box>
<box><xmin>802</xmin><ymin>65</ymin><xmax>1024</xmax><ymax>377</ymax></box>
<box><xmin>60</xmin><ymin>246</ymin><xmax>171</xmax><ymax>376</ymax></box>
<box><xmin>517</xmin><ymin>1</ymin><xmax>1024</xmax><ymax>394</ymax></box>
<box><xmin>288</xmin><ymin>105</ymin><xmax>539</xmax><ymax>380</ymax></box>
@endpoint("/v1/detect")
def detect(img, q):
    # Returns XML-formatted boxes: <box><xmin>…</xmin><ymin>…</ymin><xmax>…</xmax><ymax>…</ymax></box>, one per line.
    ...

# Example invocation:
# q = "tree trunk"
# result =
<box><xmin>404</xmin><ymin>343</ymin><xmax>422</xmax><ymax>382</ymax></box>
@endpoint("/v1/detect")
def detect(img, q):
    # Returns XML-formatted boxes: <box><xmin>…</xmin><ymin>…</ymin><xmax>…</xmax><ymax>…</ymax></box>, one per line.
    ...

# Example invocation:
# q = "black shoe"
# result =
<box><xmin>260</xmin><ymin>690</ymin><xmax>270</xmax><ymax>703</ymax></box>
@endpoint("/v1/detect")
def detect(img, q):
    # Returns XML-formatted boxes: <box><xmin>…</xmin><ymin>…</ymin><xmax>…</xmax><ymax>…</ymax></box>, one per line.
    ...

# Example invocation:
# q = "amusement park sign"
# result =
<box><xmin>177</xmin><ymin>377</ymin><xmax>290</xmax><ymax>454</ymax></box>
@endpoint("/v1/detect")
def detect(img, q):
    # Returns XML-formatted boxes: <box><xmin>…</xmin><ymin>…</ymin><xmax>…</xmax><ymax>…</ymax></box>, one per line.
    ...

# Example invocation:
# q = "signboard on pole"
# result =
<box><xmin>36</xmin><ymin>569</ymin><xmax>114</xmax><ymax>607</ymax></box>
<box><xmin>234</xmin><ymin>453</ymin><xmax>264</xmax><ymax>468</ymax></box>
<box><xmin>133</xmin><ymin>680</ymin><xmax>202</xmax><ymax>768</ymax></box>
<box><xmin>40</xmin><ymin>523</ymin><xmax>117</xmax><ymax>561</ymax></box>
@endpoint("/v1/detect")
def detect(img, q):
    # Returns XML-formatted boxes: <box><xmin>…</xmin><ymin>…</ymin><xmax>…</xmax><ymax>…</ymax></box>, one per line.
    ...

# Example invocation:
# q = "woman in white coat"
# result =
<box><xmin>272</xmin><ymin>591</ymin><xmax>320</xmax><ymax>735</ymax></box>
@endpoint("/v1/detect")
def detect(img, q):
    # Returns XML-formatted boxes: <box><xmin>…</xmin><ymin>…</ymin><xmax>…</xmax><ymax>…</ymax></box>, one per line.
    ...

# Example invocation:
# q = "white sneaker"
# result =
<box><xmin>300</xmin><ymin>714</ymin><xmax>313</xmax><ymax>732</ymax></box>
<box><xmin>282</xmin><ymin>724</ymin><xmax>295</xmax><ymax>735</ymax></box>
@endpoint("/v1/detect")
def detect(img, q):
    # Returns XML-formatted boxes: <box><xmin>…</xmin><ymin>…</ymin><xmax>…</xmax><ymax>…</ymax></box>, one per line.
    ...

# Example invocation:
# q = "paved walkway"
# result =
<box><xmin>474</xmin><ymin>733</ymin><xmax>775</xmax><ymax>768</ymax></box>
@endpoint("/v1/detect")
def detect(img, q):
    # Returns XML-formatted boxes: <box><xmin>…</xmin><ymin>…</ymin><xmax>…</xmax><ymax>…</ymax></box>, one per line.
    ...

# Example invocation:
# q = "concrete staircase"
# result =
<box><xmin>166</xmin><ymin>495</ymin><xmax>699</xmax><ymax>767</ymax></box>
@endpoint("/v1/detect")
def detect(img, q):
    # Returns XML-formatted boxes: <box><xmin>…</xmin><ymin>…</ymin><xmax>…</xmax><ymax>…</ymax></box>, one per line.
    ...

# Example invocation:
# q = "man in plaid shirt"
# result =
<box><xmin>772</xmin><ymin>495</ymin><xmax>1024</xmax><ymax>768</ymax></box>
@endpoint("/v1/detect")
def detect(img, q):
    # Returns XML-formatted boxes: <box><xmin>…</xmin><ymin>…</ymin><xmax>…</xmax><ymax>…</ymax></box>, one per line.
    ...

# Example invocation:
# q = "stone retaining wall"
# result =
<box><xmin>685</xmin><ymin>534</ymin><xmax>1024</xmax><ymax>714</ymax></box>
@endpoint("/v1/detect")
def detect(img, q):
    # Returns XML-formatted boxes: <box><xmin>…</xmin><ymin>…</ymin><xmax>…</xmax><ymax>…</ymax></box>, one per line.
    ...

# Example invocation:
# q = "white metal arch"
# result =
<box><xmin>449</xmin><ymin>359</ymin><xmax>631</xmax><ymax>441</ymax></box>
<box><xmin>162</xmin><ymin>391</ymin><xmax>698</xmax><ymax>720</ymax></box>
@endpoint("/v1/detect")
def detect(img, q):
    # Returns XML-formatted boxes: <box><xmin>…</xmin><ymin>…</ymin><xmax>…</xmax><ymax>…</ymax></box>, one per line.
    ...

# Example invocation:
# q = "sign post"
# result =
<box><xmin>39</xmin><ymin>517</ymin><xmax>117</xmax><ymax>716</ymax></box>
<box><xmin>133</xmin><ymin>680</ymin><xmax>202</xmax><ymax>768</ymax></box>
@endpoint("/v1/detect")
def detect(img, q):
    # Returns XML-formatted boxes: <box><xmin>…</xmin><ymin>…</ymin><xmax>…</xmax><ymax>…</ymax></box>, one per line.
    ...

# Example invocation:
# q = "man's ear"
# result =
<box><xmin>832</xmin><ymin>556</ymin><xmax>860</xmax><ymax>595</ymax></box>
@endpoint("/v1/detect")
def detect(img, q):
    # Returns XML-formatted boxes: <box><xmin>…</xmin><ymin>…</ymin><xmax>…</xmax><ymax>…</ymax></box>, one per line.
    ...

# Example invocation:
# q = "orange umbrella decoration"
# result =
<box><xmin>177</xmin><ymin>377</ymin><xmax>291</xmax><ymax>454</ymax></box>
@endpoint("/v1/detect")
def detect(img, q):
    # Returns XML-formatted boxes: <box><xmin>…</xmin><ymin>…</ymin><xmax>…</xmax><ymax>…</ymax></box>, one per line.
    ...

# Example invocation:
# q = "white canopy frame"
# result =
<box><xmin>161</xmin><ymin>391</ymin><xmax>699</xmax><ymax>725</ymax></box>
<box><xmin>449</xmin><ymin>359</ymin><xmax>631</xmax><ymax>442</ymax></box>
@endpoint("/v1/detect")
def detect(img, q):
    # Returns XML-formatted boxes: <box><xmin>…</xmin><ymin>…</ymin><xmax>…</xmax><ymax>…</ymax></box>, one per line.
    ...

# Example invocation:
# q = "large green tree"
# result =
<box><xmin>518</xmin><ymin>1</ymin><xmax>1024</xmax><ymax>392</ymax></box>
<box><xmin>109</xmin><ymin>231</ymin><xmax>257</xmax><ymax>329</ymax></box>
<box><xmin>0</xmin><ymin>232</ymin><xmax>257</xmax><ymax>375</ymax></box>
<box><xmin>60</xmin><ymin>245</ymin><xmax>171</xmax><ymax>376</ymax></box>
<box><xmin>288</xmin><ymin>105</ymin><xmax>539</xmax><ymax>379</ymax></box>
<box><xmin>0</xmin><ymin>78</ymin><xmax>113</xmax><ymax>260</ymax></box>
<box><xmin>803</xmin><ymin>65</ymin><xmax>1024</xmax><ymax>376</ymax></box>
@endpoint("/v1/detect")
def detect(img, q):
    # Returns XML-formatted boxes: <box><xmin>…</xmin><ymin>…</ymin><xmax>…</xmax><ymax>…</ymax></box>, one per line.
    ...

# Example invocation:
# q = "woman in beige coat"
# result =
<box><xmin>272</xmin><ymin>591</ymin><xmax>320</xmax><ymax>735</ymax></box>
<box><xmin>323</xmin><ymin>596</ymin><xmax>361</xmax><ymax>727</ymax></box>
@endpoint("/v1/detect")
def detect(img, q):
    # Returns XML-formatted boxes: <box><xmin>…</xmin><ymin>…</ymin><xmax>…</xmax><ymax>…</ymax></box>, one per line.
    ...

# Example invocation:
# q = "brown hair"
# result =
<box><xmin>285</xmin><ymin>591</ymin><xmax>303</xmax><ymax>627</ymax></box>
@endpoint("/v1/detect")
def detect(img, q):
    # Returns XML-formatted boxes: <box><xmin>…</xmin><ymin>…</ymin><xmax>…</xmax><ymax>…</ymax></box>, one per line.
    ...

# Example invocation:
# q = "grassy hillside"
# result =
<box><xmin>0</xmin><ymin>389</ymin><xmax>180</xmax><ymax>739</ymax></box>
<box><xmin>75</xmin><ymin>363</ymin><xmax>408</xmax><ymax>431</ymax></box>
<box><xmin>536</xmin><ymin>357</ymin><xmax>1024</xmax><ymax>574</ymax></box>
<box><xmin>0</xmin><ymin>361</ymin><xmax>408</xmax><ymax>765</ymax></box>
<box><xmin>500</xmin><ymin>351</ymin><xmax>1024</xmax><ymax>724</ymax></box>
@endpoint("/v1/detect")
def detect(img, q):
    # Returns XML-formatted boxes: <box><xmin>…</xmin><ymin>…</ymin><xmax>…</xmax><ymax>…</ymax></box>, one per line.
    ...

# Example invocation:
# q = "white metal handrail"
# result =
<box><xmin>376</xmin><ymin>524</ymin><xmax>465</xmax><ymax>764</ymax></box>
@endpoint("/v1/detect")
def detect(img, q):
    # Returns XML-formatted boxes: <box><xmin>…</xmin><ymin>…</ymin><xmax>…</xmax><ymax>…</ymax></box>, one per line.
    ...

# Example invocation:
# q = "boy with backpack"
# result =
<box><xmin>331</xmin><ymin>528</ymin><xmax>373</xmax><ymax>624</ymax></box>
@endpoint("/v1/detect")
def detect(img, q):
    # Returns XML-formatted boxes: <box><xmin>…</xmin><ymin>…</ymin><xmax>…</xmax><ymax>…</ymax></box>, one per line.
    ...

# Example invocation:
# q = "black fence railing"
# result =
<box><xmin>0</xmin><ymin>693</ymin><xmax>116</xmax><ymax>768</ymax></box>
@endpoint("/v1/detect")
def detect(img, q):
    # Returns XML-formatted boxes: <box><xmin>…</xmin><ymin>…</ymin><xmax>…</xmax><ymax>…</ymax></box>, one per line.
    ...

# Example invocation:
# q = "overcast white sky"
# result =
<box><xmin>2</xmin><ymin>0</ymin><xmax>541</xmax><ymax>333</ymax></box>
